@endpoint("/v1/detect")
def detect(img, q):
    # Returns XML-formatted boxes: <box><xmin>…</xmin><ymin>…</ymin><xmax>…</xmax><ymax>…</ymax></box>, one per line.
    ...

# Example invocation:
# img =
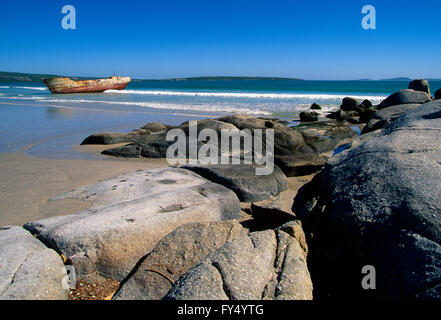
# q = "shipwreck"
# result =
<box><xmin>42</xmin><ymin>76</ymin><xmax>131</xmax><ymax>94</ymax></box>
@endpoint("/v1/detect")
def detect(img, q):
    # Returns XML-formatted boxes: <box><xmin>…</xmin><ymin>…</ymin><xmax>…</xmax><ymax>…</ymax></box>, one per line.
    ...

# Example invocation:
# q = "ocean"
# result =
<box><xmin>1</xmin><ymin>79</ymin><xmax>439</xmax><ymax>158</ymax></box>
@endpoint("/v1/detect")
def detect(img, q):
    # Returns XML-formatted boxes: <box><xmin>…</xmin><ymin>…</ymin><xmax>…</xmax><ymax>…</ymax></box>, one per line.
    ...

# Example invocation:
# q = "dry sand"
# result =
<box><xmin>0</xmin><ymin>146</ymin><xmax>168</xmax><ymax>226</ymax></box>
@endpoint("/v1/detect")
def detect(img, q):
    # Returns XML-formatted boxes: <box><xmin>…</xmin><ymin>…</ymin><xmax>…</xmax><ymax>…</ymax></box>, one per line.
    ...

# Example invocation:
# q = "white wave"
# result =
<box><xmin>104</xmin><ymin>89</ymin><xmax>386</xmax><ymax>102</ymax></box>
<box><xmin>3</xmin><ymin>96</ymin><xmax>46</xmax><ymax>101</ymax></box>
<box><xmin>13</xmin><ymin>86</ymin><xmax>48</xmax><ymax>91</ymax></box>
<box><xmin>0</xmin><ymin>86</ymin><xmax>10</xmax><ymax>89</ymax></box>
<box><xmin>38</xmin><ymin>97</ymin><xmax>271</xmax><ymax>115</ymax></box>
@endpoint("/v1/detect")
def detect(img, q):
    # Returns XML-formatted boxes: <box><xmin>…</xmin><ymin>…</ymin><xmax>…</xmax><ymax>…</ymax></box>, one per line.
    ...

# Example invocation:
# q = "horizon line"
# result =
<box><xmin>0</xmin><ymin>70</ymin><xmax>440</xmax><ymax>82</ymax></box>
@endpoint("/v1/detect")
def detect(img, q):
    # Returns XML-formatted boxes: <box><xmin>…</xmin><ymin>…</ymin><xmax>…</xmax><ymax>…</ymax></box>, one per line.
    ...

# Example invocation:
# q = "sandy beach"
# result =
<box><xmin>0</xmin><ymin>147</ymin><xmax>169</xmax><ymax>226</ymax></box>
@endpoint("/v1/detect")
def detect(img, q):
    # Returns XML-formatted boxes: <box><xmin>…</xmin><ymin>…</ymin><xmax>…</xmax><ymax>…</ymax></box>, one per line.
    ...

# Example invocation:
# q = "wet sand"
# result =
<box><xmin>0</xmin><ymin>148</ymin><xmax>169</xmax><ymax>226</ymax></box>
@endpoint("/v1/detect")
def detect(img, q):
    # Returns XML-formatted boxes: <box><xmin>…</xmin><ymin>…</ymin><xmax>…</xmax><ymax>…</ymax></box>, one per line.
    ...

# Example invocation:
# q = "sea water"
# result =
<box><xmin>1</xmin><ymin>79</ymin><xmax>439</xmax><ymax>158</ymax></box>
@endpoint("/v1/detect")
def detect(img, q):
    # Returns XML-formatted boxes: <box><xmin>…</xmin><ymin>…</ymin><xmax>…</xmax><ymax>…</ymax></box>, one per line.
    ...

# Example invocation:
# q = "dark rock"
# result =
<box><xmin>165</xmin><ymin>229</ymin><xmax>313</xmax><ymax>300</ymax></box>
<box><xmin>299</xmin><ymin>112</ymin><xmax>318</xmax><ymax>122</ymax></box>
<box><xmin>326</xmin><ymin>110</ymin><xmax>346</xmax><ymax>120</ymax></box>
<box><xmin>340</xmin><ymin>97</ymin><xmax>359</xmax><ymax>111</ymax></box>
<box><xmin>310</xmin><ymin>103</ymin><xmax>322</xmax><ymax>110</ymax></box>
<box><xmin>251</xmin><ymin>194</ymin><xmax>282</xmax><ymax>211</ymax></box>
<box><xmin>81</xmin><ymin>132</ymin><xmax>131</xmax><ymax>145</ymax></box>
<box><xmin>302</xmin><ymin>136</ymin><xmax>337</xmax><ymax>154</ymax></box>
<box><xmin>0</xmin><ymin>226</ymin><xmax>68</xmax><ymax>300</ymax></box>
<box><xmin>274</xmin><ymin>154</ymin><xmax>328</xmax><ymax>177</ymax></box>
<box><xmin>137</xmin><ymin>133</ymin><xmax>176</xmax><ymax>158</ymax></box>
<box><xmin>373</xmin><ymin>103</ymin><xmax>421</xmax><ymax>121</ymax></box>
<box><xmin>102</xmin><ymin>144</ymin><xmax>142</xmax><ymax>158</ymax></box>
<box><xmin>435</xmin><ymin>89</ymin><xmax>441</xmax><ymax>100</ymax></box>
<box><xmin>24</xmin><ymin>168</ymin><xmax>241</xmax><ymax>281</ymax></box>
<box><xmin>361</xmin><ymin>119</ymin><xmax>388</xmax><ymax>134</ymax></box>
<box><xmin>218</xmin><ymin>115</ymin><xmax>307</xmax><ymax>156</ymax></box>
<box><xmin>177</xmin><ymin>119</ymin><xmax>238</xmax><ymax>136</ymax></box>
<box><xmin>113</xmin><ymin>220</ymin><xmax>244</xmax><ymax>300</ymax></box>
<box><xmin>182</xmin><ymin>164</ymin><xmax>288</xmax><ymax>203</ymax></box>
<box><xmin>360</xmin><ymin>99</ymin><xmax>373</xmax><ymax>109</ymax></box>
<box><xmin>409</xmin><ymin>79</ymin><xmax>431</xmax><ymax>96</ymax></box>
<box><xmin>313</xmin><ymin>100</ymin><xmax>441</xmax><ymax>299</ymax></box>
<box><xmin>295</xmin><ymin>121</ymin><xmax>358</xmax><ymax>154</ymax></box>
<box><xmin>102</xmin><ymin>115</ymin><xmax>309</xmax><ymax>159</ymax></box>
<box><xmin>361</xmin><ymin>103</ymin><xmax>421</xmax><ymax>134</ymax></box>
<box><xmin>249</xmin><ymin>196</ymin><xmax>296</xmax><ymax>231</ymax></box>
<box><xmin>292</xmin><ymin>172</ymin><xmax>322</xmax><ymax>221</ymax></box>
<box><xmin>378</xmin><ymin>89</ymin><xmax>431</xmax><ymax>109</ymax></box>
<box><xmin>103</xmin><ymin>133</ymin><xmax>179</xmax><ymax>159</ymax></box>
<box><xmin>326</xmin><ymin>110</ymin><xmax>358</xmax><ymax>122</ymax></box>
<box><xmin>218</xmin><ymin>114</ymin><xmax>268</xmax><ymax>130</ymax></box>
<box><xmin>81</xmin><ymin>123</ymin><xmax>172</xmax><ymax>145</ymax></box>
<box><xmin>140</xmin><ymin>122</ymin><xmax>173</xmax><ymax>132</ymax></box>
<box><xmin>359</xmin><ymin>107</ymin><xmax>377</xmax><ymax>123</ymax></box>
<box><xmin>350</xmin><ymin>129</ymin><xmax>382</xmax><ymax>149</ymax></box>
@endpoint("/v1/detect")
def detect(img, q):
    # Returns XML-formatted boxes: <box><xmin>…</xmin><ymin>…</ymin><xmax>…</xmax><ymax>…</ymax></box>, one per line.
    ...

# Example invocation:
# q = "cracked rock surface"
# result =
<box><xmin>24</xmin><ymin>168</ymin><xmax>241</xmax><ymax>281</ymax></box>
<box><xmin>165</xmin><ymin>222</ymin><xmax>312</xmax><ymax>300</ymax></box>
<box><xmin>113</xmin><ymin>220</ymin><xmax>245</xmax><ymax>300</ymax></box>
<box><xmin>0</xmin><ymin>226</ymin><xmax>68</xmax><ymax>300</ymax></box>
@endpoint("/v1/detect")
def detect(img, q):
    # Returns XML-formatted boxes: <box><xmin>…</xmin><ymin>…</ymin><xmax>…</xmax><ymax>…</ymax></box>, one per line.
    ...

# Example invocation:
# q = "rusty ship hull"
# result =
<box><xmin>42</xmin><ymin>76</ymin><xmax>131</xmax><ymax>94</ymax></box>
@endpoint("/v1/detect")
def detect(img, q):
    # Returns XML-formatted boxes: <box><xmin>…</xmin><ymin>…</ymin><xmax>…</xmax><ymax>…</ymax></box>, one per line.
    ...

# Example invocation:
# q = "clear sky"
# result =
<box><xmin>0</xmin><ymin>0</ymin><xmax>440</xmax><ymax>80</ymax></box>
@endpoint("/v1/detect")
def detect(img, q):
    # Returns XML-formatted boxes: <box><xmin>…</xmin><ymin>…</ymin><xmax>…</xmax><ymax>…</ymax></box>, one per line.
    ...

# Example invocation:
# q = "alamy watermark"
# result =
<box><xmin>61</xmin><ymin>5</ymin><xmax>76</xmax><ymax>30</ymax></box>
<box><xmin>165</xmin><ymin>121</ymin><xmax>275</xmax><ymax>175</ymax></box>
<box><xmin>361</xmin><ymin>265</ymin><xmax>376</xmax><ymax>290</ymax></box>
<box><xmin>362</xmin><ymin>5</ymin><xmax>376</xmax><ymax>30</ymax></box>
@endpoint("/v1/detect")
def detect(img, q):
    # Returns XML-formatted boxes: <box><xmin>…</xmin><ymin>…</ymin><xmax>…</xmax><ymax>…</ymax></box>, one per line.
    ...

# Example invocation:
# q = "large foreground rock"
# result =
<box><xmin>24</xmin><ymin>168</ymin><xmax>241</xmax><ymax>281</ymax></box>
<box><xmin>182</xmin><ymin>164</ymin><xmax>288</xmax><ymax>202</ymax></box>
<box><xmin>378</xmin><ymin>89</ymin><xmax>431</xmax><ymax>109</ymax></box>
<box><xmin>0</xmin><ymin>226</ymin><xmax>68</xmax><ymax>300</ymax></box>
<box><xmin>310</xmin><ymin>100</ymin><xmax>441</xmax><ymax>299</ymax></box>
<box><xmin>165</xmin><ymin>226</ymin><xmax>313</xmax><ymax>300</ymax></box>
<box><xmin>113</xmin><ymin>220</ymin><xmax>245</xmax><ymax>300</ymax></box>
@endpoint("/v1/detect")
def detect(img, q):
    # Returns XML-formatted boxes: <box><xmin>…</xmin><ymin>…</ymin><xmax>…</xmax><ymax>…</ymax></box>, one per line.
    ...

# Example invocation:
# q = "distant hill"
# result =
<box><xmin>380</xmin><ymin>77</ymin><xmax>413</xmax><ymax>81</ymax></box>
<box><xmin>0</xmin><ymin>71</ymin><xmax>99</xmax><ymax>83</ymax></box>
<box><xmin>0</xmin><ymin>71</ymin><xmax>64</xmax><ymax>83</ymax></box>
<box><xmin>356</xmin><ymin>77</ymin><xmax>441</xmax><ymax>82</ymax></box>
<box><xmin>160</xmin><ymin>76</ymin><xmax>304</xmax><ymax>81</ymax></box>
<box><xmin>0</xmin><ymin>71</ymin><xmax>304</xmax><ymax>83</ymax></box>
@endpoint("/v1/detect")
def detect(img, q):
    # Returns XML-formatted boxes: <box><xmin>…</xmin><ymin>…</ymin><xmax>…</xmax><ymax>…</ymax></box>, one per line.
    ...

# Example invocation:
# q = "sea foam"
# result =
<box><xmin>104</xmin><ymin>89</ymin><xmax>386</xmax><ymax>102</ymax></box>
<box><xmin>16</xmin><ymin>96</ymin><xmax>271</xmax><ymax>115</ymax></box>
<box><xmin>13</xmin><ymin>86</ymin><xmax>48</xmax><ymax>91</ymax></box>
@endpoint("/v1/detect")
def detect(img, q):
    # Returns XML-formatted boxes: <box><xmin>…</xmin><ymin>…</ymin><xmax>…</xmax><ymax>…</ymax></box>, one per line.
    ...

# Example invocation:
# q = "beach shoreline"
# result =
<box><xmin>0</xmin><ymin>149</ymin><xmax>169</xmax><ymax>226</ymax></box>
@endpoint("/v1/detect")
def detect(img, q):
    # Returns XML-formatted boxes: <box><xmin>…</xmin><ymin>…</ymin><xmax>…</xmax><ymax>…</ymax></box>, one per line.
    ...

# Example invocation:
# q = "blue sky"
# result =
<box><xmin>0</xmin><ymin>0</ymin><xmax>440</xmax><ymax>80</ymax></box>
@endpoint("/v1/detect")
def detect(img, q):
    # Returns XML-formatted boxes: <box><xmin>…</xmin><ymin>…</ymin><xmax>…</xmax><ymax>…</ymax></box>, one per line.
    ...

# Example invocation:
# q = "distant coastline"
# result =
<box><xmin>1</xmin><ymin>71</ymin><xmax>440</xmax><ymax>83</ymax></box>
